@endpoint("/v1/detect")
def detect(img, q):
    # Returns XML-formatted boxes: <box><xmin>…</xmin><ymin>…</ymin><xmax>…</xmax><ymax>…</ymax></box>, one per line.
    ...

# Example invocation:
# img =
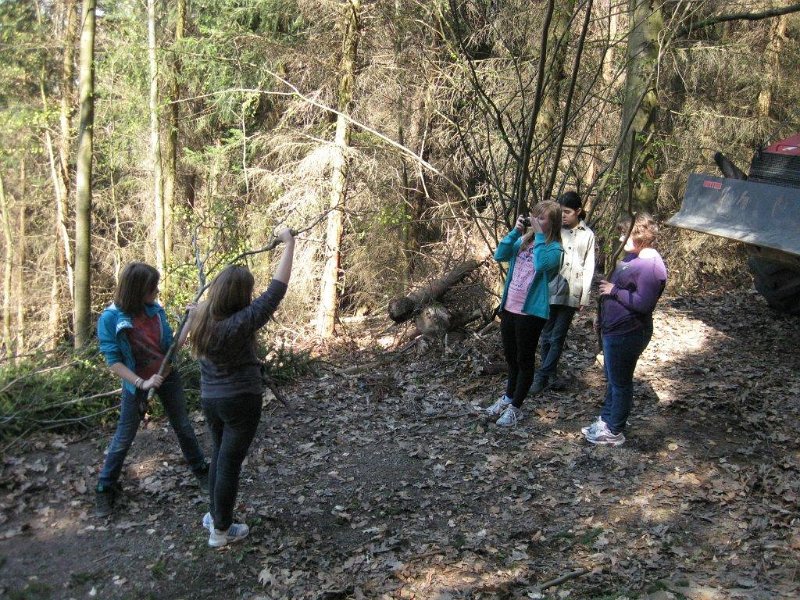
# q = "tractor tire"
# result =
<box><xmin>747</xmin><ymin>256</ymin><xmax>800</xmax><ymax>315</ymax></box>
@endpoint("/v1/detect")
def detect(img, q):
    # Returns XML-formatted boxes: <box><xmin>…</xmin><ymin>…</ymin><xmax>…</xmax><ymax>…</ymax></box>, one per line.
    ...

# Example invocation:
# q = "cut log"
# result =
<box><xmin>415</xmin><ymin>304</ymin><xmax>451</xmax><ymax>338</ymax></box>
<box><xmin>388</xmin><ymin>259</ymin><xmax>480</xmax><ymax>323</ymax></box>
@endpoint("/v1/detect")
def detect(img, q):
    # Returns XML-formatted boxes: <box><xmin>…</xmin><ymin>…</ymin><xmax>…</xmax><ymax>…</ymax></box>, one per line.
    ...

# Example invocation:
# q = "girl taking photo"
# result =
<box><xmin>188</xmin><ymin>228</ymin><xmax>295</xmax><ymax>547</ymax></box>
<box><xmin>485</xmin><ymin>201</ymin><xmax>564</xmax><ymax>426</ymax></box>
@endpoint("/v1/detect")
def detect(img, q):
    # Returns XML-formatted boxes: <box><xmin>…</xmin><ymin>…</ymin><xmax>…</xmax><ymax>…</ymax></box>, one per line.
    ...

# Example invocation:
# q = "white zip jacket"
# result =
<box><xmin>548</xmin><ymin>220</ymin><xmax>596</xmax><ymax>307</ymax></box>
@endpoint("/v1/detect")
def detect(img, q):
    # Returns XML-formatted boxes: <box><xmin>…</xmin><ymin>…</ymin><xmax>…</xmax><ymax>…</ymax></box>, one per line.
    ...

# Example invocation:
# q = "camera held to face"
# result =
<box><xmin>521</xmin><ymin>216</ymin><xmax>531</xmax><ymax>227</ymax></box>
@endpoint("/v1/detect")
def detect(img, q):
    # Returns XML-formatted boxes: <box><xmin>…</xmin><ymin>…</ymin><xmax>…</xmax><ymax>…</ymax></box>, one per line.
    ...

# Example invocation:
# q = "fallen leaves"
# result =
<box><xmin>1</xmin><ymin>290</ymin><xmax>800</xmax><ymax>598</ymax></box>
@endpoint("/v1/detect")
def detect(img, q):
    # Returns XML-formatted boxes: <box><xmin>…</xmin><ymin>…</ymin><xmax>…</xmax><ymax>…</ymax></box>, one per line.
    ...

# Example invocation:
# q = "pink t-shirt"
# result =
<box><xmin>505</xmin><ymin>245</ymin><xmax>535</xmax><ymax>314</ymax></box>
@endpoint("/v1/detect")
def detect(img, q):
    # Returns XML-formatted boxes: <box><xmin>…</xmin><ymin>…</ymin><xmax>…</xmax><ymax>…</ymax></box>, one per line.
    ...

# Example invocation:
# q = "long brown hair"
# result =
<box><xmin>114</xmin><ymin>262</ymin><xmax>159</xmax><ymax>315</ymax></box>
<box><xmin>521</xmin><ymin>200</ymin><xmax>562</xmax><ymax>248</ymax></box>
<box><xmin>188</xmin><ymin>265</ymin><xmax>255</xmax><ymax>357</ymax></box>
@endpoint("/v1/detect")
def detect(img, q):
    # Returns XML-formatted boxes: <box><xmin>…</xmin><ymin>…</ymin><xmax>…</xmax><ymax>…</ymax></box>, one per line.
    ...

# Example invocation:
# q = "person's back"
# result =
<box><xmin>187</xmin><ymin>228</ymin><xmax>295</xmax><ymax>548</ymax></box>
<box><xmin>198</xmin><ymin>279</ymin><xmax>288</xmax><ymax>400</ymax></box>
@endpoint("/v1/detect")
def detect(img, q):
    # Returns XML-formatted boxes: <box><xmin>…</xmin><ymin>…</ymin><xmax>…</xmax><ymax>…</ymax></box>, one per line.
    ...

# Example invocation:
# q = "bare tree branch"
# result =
<box><xmin>678</xmin><ymin>2</ymin><xmax>800</xmax><ymax>36</ymax></box>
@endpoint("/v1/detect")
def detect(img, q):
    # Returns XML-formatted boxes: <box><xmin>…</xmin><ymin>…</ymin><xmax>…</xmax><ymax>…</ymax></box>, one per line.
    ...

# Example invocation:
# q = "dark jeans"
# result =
<box><xmin>500</xmin><ymin>309</ymin><xmax>547</xmax><ymax>408</ymax></box>
<box><xmin>536</xmin><ymin>304</ymin><xmax>578</xmax><ymax>384</ymax></box>
<box><xmin>600</xmin><ymin>327</ymin><xmax>652</xmax><ymax>434</ymax></box>
<box><xmin>202</xmin><ymin>393</ymin><xmax>262</xmax><ymax>531</ymax></box>
<box><xmin>98</xmin><ymin>371</ymin><xmax>206</xmax><ymax>487</ymax></box>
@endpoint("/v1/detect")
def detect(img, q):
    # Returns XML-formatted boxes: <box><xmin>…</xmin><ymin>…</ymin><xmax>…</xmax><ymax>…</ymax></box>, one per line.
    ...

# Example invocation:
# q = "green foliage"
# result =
<box><xmin>261</xmin><ymin>340</ymin><xmax>317</xmax><ymax>384</ymax></box>
<box><xmin>0</xmin><ymin>343</ymin><xmax>202</xmax><ymax>443</ymax></box>
<box><xmin>0</xmin><ymin>344</ymin><xmax>117</xmax><ymax>442</ymax></box>
<box><xmin>149</xmin><ymin>559</ymin><xmax>168</xmax><ymax>579</ymax></box>
<box><xmin>375</xmin><ymin>203</ymin><xmax>412</xmax><ymax>229</ymax></box>
<box><xmin>0</xmin><ymin>337</ymin><xmax>314</xmax><ymax>441</ymax></box>
<box><xmin>193</xmin><ymin>0</ymin><xmax>306</xmax><ymax>39</ymax></box>
<box><xmin>6</xmin><ymin>581</ymin><xmax>52</xmax><ymax>600</ymax></box>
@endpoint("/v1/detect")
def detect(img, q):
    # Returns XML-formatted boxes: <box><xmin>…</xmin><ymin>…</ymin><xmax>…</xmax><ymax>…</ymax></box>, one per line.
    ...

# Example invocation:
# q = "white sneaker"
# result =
<box><xmin>584</xmin><ymin>421</ymin><xmax>626</xmax><ymax>447</ymax></box>
<box><xmin>496</xmin><ymin>405</ymin><xmax>523</xmax><ymax>427</ymax></box>
<box><xmin>485</xmin><ymin>395</ymin><xmax>512</xmax><ymax>416</ymax></box>
<box><xmin>581</xmin><ymin>416</ymin><xmax>606</xmax><ymax>437</ymax></box>
<box><xmin>202</xmin><ymin>512</ymin><xmax>214</xmax><ymax>533</ymax></box>
<box><xmin>208</xmin><ymin>522</ymin><xmax>249</xmax><ymax>548</ymax></box>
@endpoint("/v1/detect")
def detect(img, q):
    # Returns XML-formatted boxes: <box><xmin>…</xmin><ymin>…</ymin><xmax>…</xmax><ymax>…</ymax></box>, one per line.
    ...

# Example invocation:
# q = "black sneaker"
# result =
<box><xmin>530</xmin><ymin>378</ymin><xmax>548</xmax><ymax>394</ymax></box>
<box><xmin>95</xmin><ymin>483</ymin><xmax>116</xmax><ymax>518</ymax></box>
<box><xmin>193</xmin><ymin>464</ymin><xmax>210</xmax><ymax>491</ymax></box>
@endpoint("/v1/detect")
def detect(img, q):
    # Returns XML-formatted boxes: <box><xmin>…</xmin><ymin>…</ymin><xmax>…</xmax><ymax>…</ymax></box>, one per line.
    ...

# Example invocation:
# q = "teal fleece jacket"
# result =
<box><xmin>97</xmin><ymin>302</ymin><xmax>173</xmax><ymax>395</ymax></box>
<box><xmin>495</xmin><ymin>230</ymin><xmax>563</xmax><ymax>319</ymax></box>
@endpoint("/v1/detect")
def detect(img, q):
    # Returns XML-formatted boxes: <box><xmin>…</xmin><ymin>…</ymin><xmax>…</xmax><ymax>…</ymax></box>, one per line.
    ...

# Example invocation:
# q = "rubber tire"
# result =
<box><xmin>747</xmin><ymin>256</ymin><xmax>800</xmax><ymax>315</ymax></box>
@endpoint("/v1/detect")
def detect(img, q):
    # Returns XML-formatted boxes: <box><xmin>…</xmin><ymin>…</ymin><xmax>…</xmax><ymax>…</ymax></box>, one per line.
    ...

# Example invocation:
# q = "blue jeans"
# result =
<box><xmin>202</xmin><ymin>393</ymin><xmax>262</xmax><ymax>531</ymax></box>
<box><xmin>98</xmin><ymin>371</ymin><xmax>206</xmax><ymax>487</ymax></box>
<box><xmin>600</xmin><ymin>327</ymin><xmax>652</xmax><ymax>434</ymax></box>
<box><xmin>536</xmin><ymin>305</ymin><xmax>577</xmax><ymax>383</ymax></box>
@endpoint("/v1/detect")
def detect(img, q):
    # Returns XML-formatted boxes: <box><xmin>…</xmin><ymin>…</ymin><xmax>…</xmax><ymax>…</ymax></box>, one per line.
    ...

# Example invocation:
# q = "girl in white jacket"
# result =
<box><xmin>532</xmin><ymin>192</ymin><xmax>596</xmax><ymax>392</ymax></box>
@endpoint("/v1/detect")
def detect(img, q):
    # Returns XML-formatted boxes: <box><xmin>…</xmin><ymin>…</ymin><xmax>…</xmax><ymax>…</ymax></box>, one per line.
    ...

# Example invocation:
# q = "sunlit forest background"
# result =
<box><xmin>1</xmin><ymin>0</ymin><xmax>798</xmax><ymax>357</ymax></box>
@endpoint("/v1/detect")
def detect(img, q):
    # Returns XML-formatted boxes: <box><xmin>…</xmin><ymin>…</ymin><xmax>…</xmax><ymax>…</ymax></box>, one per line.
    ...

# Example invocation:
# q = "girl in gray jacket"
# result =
<box><xmin>188</xmin><ymin>228</ymin><xmax>295</xmax><ymax>547</ymax></box>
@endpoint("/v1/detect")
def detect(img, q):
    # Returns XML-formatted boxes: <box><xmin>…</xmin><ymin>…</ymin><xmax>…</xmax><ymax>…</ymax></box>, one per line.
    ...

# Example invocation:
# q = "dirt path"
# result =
<box><xmin>2</xmin><ymin>290</ymin><xmax>799</xmax><ymax>599</ymax></box>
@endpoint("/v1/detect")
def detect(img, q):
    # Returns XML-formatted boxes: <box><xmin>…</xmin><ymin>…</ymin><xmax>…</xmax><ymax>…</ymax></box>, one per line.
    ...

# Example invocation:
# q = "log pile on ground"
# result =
<box><xmin>387</xmin><ymin>259</ymin><xmax>485</xmax><ymax>343</ymax></box>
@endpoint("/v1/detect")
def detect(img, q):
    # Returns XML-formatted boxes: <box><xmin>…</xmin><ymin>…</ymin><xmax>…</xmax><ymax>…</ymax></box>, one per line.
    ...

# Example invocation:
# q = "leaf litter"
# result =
<box><xmin>0</xmin><ymin>289</ymin><xmax>799</xmax><ymax>599</ymax></box>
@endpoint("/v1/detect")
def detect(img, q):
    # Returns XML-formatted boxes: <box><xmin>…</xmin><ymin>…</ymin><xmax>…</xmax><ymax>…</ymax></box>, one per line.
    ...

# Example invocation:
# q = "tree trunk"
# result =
<box><xmin>602</xmin><ymin>0</ymin><xmax>619</xmax><ymax>85</ymax></box>
<box><xmin>536</xmin><ymin>0</ymin><xmax>576</xmax><ymax>143</ymax></box>
<box><xmin>74</xmin><ymin>0</ymin><xmax>96</xmax><ymax>349</ymax></box>
<box><xmin>1</xmin><ymin>174</ymin><xmax>13</xmax><ymax>357</ymax></box>
<box><xmin>15</xmin><ymin>160</ymin><xmax>26</xmax><ymax>354</ymax></box>
<box><xmin>163</xmin><ymin>0</ymin><xmax>185</xmax><ymax>271</ymax></box>
<box><xmin>58</xmin><ymin>0</ymin><xmax>77</xmax><ymax>301</ymax></box>
<box><xmin>40</xmin><ymin>0</ymin><xmax>77</xmax><ymax>349</ymax></box>
<box><xmin>45</xmin><ymin>136</ymin><xmax>66</xmax><ymax>350</ymax></box>
<box><xmin>618</xmin><ymin>0</ymin><xmax>662</xmax><ymax>213</ymax></box>
<box><xmin>317</xmin><ymin>0</ymin><xmax>361</xmax><ymax>338</ymax></box>
<box><xmin>394</xmin><ymin>0</ymin><xmax>412</xmax><ymax>292</ymax></box>
<box><xmin>513</xmin><ymin>0</ymin><xmax>555</xmax><ymax>214</ymax></box>
<box><xmin>757</xmin><ymin>14</ymin><xmax>786</xmax><ymax>118</ymax></box>
<box><xmin>148</xmin><ymin>0</ymin><xmax>165</xmax><ymax>279</ymax></box>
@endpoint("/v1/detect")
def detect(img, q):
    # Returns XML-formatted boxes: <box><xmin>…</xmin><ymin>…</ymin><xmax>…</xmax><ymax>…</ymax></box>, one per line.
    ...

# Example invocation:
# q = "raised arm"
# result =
<box><xmin>273</xmin><ymin>228</ymin><xmax>295</xmax><ymax>284</ymax></box>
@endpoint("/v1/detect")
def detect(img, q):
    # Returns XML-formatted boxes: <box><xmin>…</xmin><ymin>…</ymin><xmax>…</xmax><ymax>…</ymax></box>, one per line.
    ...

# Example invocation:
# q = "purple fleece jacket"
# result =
<box><xmin>601</xmin><ymin>251</ymin><xmax>667</xmax><ymax>336</ymax></box>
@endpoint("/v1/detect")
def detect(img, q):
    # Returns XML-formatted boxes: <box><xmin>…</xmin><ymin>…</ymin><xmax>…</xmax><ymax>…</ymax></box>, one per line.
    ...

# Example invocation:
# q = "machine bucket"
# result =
<box><xmin>667</xmin><ymin>174</ymin><xmax>800</xmax><ymax>259</ymax></box>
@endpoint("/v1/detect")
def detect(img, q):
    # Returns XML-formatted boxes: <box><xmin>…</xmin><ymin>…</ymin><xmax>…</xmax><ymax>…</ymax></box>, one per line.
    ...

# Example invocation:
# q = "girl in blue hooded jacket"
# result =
<box><xmin>485</xmin><ymin>201</ymin><xmax>563</xmax><ymax>426</ymax></box>
<box><xmin>95</xmin><ymin>262</ymin><xmax>207</xmax><ymax>517</ymax></box>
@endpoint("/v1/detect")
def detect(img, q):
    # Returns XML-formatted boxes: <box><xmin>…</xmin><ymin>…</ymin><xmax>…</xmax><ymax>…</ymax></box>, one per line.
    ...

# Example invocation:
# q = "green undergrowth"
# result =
<box><xmin>262</xmin><ymin>341</ymin><xmax>318</xmax><ymax>384</ymax></box>
<box><xmin>0</xmin><ymin>343</ymin><xmax>117</xmax><ymax>444</ymax></box>
<box><xmin>0</xmin><ymin>340</ymin><xmax>317</xmax><ymax>444</ymax></box>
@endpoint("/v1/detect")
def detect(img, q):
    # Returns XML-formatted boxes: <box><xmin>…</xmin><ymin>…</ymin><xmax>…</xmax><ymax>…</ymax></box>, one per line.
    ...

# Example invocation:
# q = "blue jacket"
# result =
<box><xmin>97</xmin><ymin>303</ymin><xmax>174</xmax><ymax>395</ymax></box>
<box><xmin>495</xmin><ymin>230</ymin><xmax>563</xmax><ymax>319</ymax></box>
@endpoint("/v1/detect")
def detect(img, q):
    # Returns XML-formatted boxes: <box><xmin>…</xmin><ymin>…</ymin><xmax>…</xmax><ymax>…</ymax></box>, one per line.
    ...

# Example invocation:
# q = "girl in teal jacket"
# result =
<box><xmin>95</xmin><ymin>263</ymin><xmax>207</xmax><ymax>517</ymax></box>
<box><xmin>485</xmin><ymin>201</ymin><xmax>563</xmax><ymax>426</ymax></box>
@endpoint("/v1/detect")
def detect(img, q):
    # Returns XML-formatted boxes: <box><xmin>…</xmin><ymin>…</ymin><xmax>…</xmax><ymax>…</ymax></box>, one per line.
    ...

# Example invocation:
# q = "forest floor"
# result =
<box><xmin>1</xmin><ymin>287</ymin><xmax>800</xmax><ymax>600</ymax></box>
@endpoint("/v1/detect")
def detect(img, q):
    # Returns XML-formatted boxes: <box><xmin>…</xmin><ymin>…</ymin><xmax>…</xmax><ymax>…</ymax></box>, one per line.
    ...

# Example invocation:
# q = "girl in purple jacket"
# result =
<box><xmin>582</xmin><ymin>214</ymin><xmax>667</xmax><ymax>446</ymax></box>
